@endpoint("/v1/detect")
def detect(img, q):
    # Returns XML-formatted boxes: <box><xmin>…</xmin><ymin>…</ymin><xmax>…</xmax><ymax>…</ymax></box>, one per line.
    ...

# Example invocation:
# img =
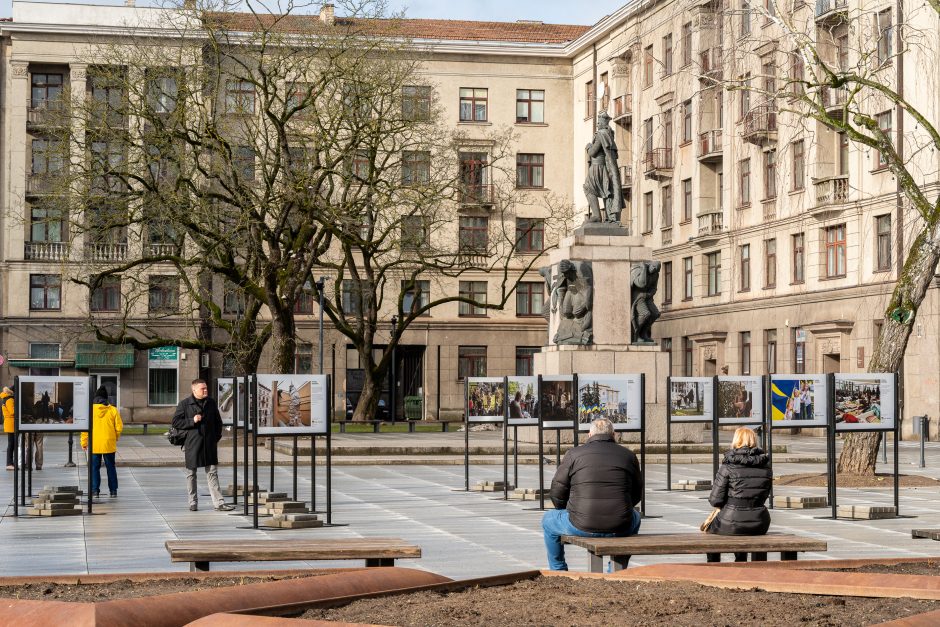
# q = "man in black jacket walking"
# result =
<box><xmin>542</xmin><ymin>418</ymin><xmax>643</xmax><ymax>570</ymax></box>
<box><xmin>172</xmin><ymin>379</ymin><xmax>234</xmax><ymax>512</ymax></box>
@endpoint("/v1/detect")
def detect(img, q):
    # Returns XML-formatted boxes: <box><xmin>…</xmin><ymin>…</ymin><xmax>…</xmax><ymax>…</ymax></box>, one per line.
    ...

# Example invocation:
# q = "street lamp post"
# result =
<box><xmin>316</xmin><ymin>277</ymin><xmax>327</xmax><ymax>374</ymax></box>
<box><xmin>390</xmin><ymin>316</ymin><xmax>397</xmax><ymax>423</ymax></box>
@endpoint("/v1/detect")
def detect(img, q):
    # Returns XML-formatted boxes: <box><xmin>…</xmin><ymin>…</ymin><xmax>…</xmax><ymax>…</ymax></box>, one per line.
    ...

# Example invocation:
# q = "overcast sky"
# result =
<box><xmin>0</xmin><ymin>0</ymin><xmax>618</xmax><ymax>24</ymax></box>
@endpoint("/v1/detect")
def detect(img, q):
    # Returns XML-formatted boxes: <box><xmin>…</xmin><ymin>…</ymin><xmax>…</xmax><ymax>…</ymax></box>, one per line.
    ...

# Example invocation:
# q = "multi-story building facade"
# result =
<box><xmin>0</xmin><ymin>0</ymin><xmax>937</xmax><ymax>435</ymax></box>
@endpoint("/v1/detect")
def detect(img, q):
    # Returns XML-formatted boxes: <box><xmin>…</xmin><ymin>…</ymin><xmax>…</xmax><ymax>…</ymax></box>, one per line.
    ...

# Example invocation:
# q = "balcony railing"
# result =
<box><xmin>85</xmin><ymin>242</ymin><xmax>128</xmax><ymax>262</ymax></box>
<box><xmin>815</xmin><ymin>0</ymin><xmax>847</xmax><ymax>19</ymax></box>
<box><xmin>643</xmin><ymin>148</ymin><xmax>673</xmax><ymax>178</ymax></box>
<box><xmin>458</xmin><ymin>183</ymin><xmax>494</xmax><ymax>206</ymax></box>
<box><xmin>148</xmin><ymin>242</ymin><xmax>181</xmax><ymax>257</ymax></box>
<box><xmin>821</xmin><ymin>85</ymin><xmax>849</xmax><ymax>111</ymax></box>
<box><xmin>697</xmin><ymin>212</ymin><xmax>724</xmax><ymax>236</ymax></box>
<box><xmin>612</xmin><ymin>94</ymin><xmax>632</xmax><ymax>121</ymax></box>
<box><xmin>697</xmin><ymin>129</ymin><xmax>722</xmax><ymax>160</ymax></box>
<box><xmin>620</xmin><ymin>164</ymin><xmax>632</xmax><ymax>188</ymax></box>
<box><xmin>763</xmin><ymin>203</ymin><xmax>776</xmax><ymax>222</ymax></box>
<box><xmin>814</xmin><ymin>175</ymin><xmax>849</xmax><ymax>206</ymax></box>
<box><xmin>661</xmin><ymin>226</ymin><xmax>673</xmax><ymax>247</ymax></box>
<box><xmin>27</xmin><ymin>99</ymin><xmax>66</xmax><ymax>128</ymax></box>
<box><xmin>699</xmin><ymin>48</ymin><xmax>723</xmax><ymax>81</ymax></box>
<box><xmin>742</xmin><ymin>106</ymin><xmax>777</xmax><ymax>144</ymax></box>
<box><xmin>26</xmin><ymin>174</ymin><xmax>64</xmax><ymax>196</ymax></box>
<box><xmin>24</xmin><ymin>241</ymin><xmax>67</xmax><ymax>261</ymax></box>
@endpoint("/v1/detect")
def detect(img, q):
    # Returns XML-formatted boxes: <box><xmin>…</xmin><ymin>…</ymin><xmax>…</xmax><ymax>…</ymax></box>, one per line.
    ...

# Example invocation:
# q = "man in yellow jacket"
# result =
<box><xmin>2</xmin><ymin>387</ymin><xmax>14</xmax><ymax>470</ymax></box>
<box><xmin>81</xmin><ymin>386</ymin><xmax>123</xmax><ymax>498</ymax></box>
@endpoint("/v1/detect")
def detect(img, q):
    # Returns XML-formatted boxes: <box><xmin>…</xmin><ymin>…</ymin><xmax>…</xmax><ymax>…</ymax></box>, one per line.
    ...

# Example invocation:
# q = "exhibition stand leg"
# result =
<box><xmin>292</xmin><ymin>435</ymin><xmax>298</xmax><ymax>502</ymax></box>
<box><xmin>513</xmin><ymin>425</ymin><xmax>519</xmax><ymax>489</ymax></box>
<box><xmin>665</xmin><ymin>376</ymin><xmax>672</xmax><ymax>491</ymax></box>
<box><xmin>639</xmin><ymin>374</ymin><xmax>647</xmax><ymax>516</ymax></box>
<box><xmin>269</xmin><ymin>437</ymin><xmax>275</xmax><ymax>494</ymax></box>
<box><xmin>326</xmin><ymin>376</ymin><xmax>333</xmax><ymax>525</ymax></box>
<box><xmin>242</xmin><ymin>376</ymin><xmax>251</xmax><ymax>517</ymax></box>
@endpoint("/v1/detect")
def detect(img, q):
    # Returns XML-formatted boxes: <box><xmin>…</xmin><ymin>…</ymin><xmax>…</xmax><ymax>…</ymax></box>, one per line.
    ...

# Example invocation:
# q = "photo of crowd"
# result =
<box><xmin>717</xmin><ymin>377</ymin><xmax>762</xmax><ymax>424</ymax></box>
<box><xmin>507</xmin><ymin>377</ymin><xmax>538</xmax><ymax>424</ymax></box>
<box><xmin>669</xmin><ymin>379</ymin><xmax>711</xmax><ymax>421</ymax></box>
<box><xmin>577</xmin><ymin>376</ymin><xmax>641</xmax><ymax>431</ymax></box>
<box><xmin>18</xmin><ymin>377</ymin><xmax>90</xmax><ymax>431</ymax></box>
<box><xmin>835</xmin><ymin>375</ymin><xmax>894</xmax><ymax>430</ymax></box>
<box><xmin>770</xmin><ymin>376</ymin><xmax>826</xmax><ymax>427</ymax></box>
<box><xmin>467</xmin><ymin>379</ymin><xmax>506</xmax><ymax>422</ymax></box>
<box><xmin>540</xmin><ymin>378</ymin><xmax>576</xmax><ymax>427</ymax></box>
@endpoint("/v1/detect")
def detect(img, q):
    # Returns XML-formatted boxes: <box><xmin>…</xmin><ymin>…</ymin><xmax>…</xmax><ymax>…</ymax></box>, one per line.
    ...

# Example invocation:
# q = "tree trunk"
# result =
<box><xmin>270</xmin><ymin>312</ymin><xmax>297</xmax><ymax>375</ymax></box>
<box><xmin>353</xmin><ymin>372</ymin><xmax>381</xmax><ymax>422</ymax></box>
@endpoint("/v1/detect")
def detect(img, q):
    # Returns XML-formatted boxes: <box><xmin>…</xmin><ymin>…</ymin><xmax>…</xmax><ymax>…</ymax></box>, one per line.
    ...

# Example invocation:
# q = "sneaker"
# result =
<box><xmin>110</xmin><ymin>493</ymin><xmax>117</xmax><ymax>498</ymax></box>
<box><xmin>189</xmin><ymin>504</ymin><xmax>198</xmax><ymax>511</ymax></box>
<box><xmin>93</xmin><ymin>491</ymin><xmax>100</xmax><ymax>498</ymax></box>
<box><xmin>214</xmin><ymin>504</ymin><xmax>235</xmax><ymax>512</ymax></box>
<box><xmin>34</xmin><ymin>466</ymin><xmax>41</xmax><ymax>471</ymax></box>
<box><xmin>5</xmin><ymin>465</ymin><xmax>12</xmax><ymax>471</ymax></box>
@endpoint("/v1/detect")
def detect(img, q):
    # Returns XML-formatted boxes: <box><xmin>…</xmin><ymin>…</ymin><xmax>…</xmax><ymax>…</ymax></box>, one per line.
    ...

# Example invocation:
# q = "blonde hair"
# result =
<box><xmin>731</xmin><ymin>427</ymin><xmax>758</xmax><ymax>450</ymax></box>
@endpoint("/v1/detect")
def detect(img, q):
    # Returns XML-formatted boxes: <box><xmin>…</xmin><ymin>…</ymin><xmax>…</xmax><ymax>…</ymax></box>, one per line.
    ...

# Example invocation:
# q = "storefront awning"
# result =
<box><xmin>8</xmin><ymin>359</ymin><xmax>75</xmax><ymax>368</ymax></box>
<box><xmin>74</xmin><ymin>343</ymin><xmax>136</xmax><ymax>369</ymax></box>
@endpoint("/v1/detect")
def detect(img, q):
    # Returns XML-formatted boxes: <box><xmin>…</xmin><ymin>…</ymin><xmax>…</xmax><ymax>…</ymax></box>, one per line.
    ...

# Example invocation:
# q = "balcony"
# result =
<box><xmin>612</xmin><ymin>94</ymin><xmax>632</xmax><ymax>125</ymax></box>
<box><xmin>742</xmin><ymin>106</ymin><xmax>777</xmax><ymax>145</ymax></box>
<box><xmin>26</xmin><ymin>174</ymin><xmax>64</xmax><ymax>197</ymax></box>
<box><xmin>148</xmin><ymin>242</ymin><xmax>181</xmax><ymax>257</ymax></box>
<box><xmin>458</xmin><ymin>183</ymin><xmax>494</xmax><ymax>206</ymax></box>
<box><xmin>815</xmin><ymin>0</ymin><xmax>847</xmax><ymax>22</ymax></box>
<box><xmin>85</xmin><ymin>242</ymin><xmax>128</xmax><ymax>262</ymax></box>
<box><xmin>27</xmin><ymin>99</ymin><xmax>66</xmax><ymax>129</ymax></box>
<box><xmin>697</xmin><ymin>129</ymin><xmax>723</xmax><ymax>162</ymax></box>
<box><xmin>813</xmin><ymin>175</ymin><xmax>849</xmax><ymax>210</ymax></box>
<box><xmin>24</xmin><ymin>241</ymin><xmax>67</xmax><ymax>261</ymax></box>
<box><xmin>699</xmin><ymin>48</ymin><xmax>723</xmax><ymax>83</ymax></box>
<box><xmin>821</xmin><ymin>85</ymin><xmax>849</xmax><ymax>114</ymax></box>
<box><xmin>643</xmin><ymin>148</ymin><xmax>673</xmax><ymax>180</ymax></box>
<box><xmin>620</xmin><ymin>164</ymin><xmax>632</xmax><ymax>189</ymax></box>
<box><xmin>763</xmin><ymin>203</ymin><xmax>776</xmax><ymax>222</ymax></box>
<box><xmin>694</xmin><ymin>211</ymin><xmax>724</xmax><ymax>246</ymax></box>
<box><xmin>661</xmin><ymin>226</ymin><xmax>673</xmax><ymax>247</ymax></box>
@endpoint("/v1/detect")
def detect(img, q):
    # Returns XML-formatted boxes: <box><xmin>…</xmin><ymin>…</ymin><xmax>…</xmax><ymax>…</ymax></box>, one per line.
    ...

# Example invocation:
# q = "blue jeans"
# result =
<box><xmin>542</xmin><ymin>508</ymin><xmax>641</xmax><ymax>571</ymax></box>
<box><xmin>91</xmin><ymin>453</ymin><xmax>117</xmax><ymax>495</ymax></box>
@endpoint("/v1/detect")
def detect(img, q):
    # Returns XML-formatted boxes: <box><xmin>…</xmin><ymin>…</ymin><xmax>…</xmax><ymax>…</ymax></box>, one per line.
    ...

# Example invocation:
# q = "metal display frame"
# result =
<box><xmin>462</xmin><ymin>377</ymin><xmax>509</xmax><ymax>492</ymax></box>
<box><xmin>665</xmin><ymin>376</ymin><xmax>717</xmax><ymax>490</ymax></box>
<box><xmin>535</xmin><ymin>374</ymin><xmax>579</xmax><ymax>511</ymax></box>
<box><xmin>503</xmin><ymin>376</ymin><xmax>539</xmax><ymax>499</ymax></box>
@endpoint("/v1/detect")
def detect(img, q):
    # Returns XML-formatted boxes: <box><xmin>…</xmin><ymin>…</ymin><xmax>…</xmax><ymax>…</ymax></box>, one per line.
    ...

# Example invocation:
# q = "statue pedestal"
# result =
<box><xmin>527</xmin><ymin>229</ymin><xmax>702</xmax><ymax>444</ymax></box>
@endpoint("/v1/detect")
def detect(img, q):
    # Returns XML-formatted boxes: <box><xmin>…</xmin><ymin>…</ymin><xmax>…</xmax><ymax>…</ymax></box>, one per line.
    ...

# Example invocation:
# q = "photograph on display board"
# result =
<box><xmin>256</xmin><ymin>374</ymin><xmax>328</xmax><ymax>435</ymax></box>
<box><xmin>717</xmin><ymin>376</ymin><xmax>763</xmax><ymax>425</ymax></box>
<box><xmin>507</xmin><ymin>376</ymin><xmax>539</xmax><ymax>426</ymax></box>
<box><xmin>668</xmin><ymin>377</ymin><xmax>713</xmax><ymax>422</ymax></box>
<box><xmin>217</xmin><ymin>378</ymin><xmax>235</xmax><ymax>425</ymax></box>
<box><xmin>835</xmin><ymin>374</ymin><xmax>895</xmax><ymax>430</ymax></box>
<box><xmin>18</xmin><ymin>377</ymin><xmax>90</xmax><ymax>431</ymax></box>
<box><xmin>770</xmin><ymin>375</ymin><xmax>828</xmax><ymax>427</ymax></box>
<box><xmin>577</xmin><ymin>375</ymin><xmax>642</xmax><ymax>431</ymax></box>
<box><xmin>540</xmin><ymin>376</ymin><xmax>575</xmax><ymax>428</ymax></box>
<box><xmin>467</xmin><ymin>378</ymin><xmax>506</xmax><ymax>423</ymax></box>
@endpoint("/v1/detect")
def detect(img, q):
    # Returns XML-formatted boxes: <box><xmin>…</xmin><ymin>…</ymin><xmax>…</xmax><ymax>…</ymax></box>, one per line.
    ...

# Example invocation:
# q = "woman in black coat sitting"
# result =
<box><xmin>706</xmin><ymin>426</ymin><xmax>772</xmax><ymax>562</ymax></box>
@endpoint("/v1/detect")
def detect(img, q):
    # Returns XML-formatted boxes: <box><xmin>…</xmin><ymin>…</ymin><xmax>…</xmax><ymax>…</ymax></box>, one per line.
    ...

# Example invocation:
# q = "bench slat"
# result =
<box><xmin>165</xmin><ymin>538</ymin><xmax>421</xmax><ymax>563</ymax></box>
<box><xmin>561</xmin><ymin>533</ymin><xmax>826</xmax><ymax>556</ymax></box>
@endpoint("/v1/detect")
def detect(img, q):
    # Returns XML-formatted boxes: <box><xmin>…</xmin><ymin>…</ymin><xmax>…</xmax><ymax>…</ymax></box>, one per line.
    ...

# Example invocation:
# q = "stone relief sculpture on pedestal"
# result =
<box><xmin>583</xmin><ymin>112</ymin><xmax>625</xmax><ymax>225</ymax></box>
<box><xmin>552</xmin><ymin>259</ymin><xmax>594</xmax><ymax>346</ymax></box>
<box><xmin>631</xmin><ymin>261</ymin><xmax>661</xmax><ymax>344</ymax></box>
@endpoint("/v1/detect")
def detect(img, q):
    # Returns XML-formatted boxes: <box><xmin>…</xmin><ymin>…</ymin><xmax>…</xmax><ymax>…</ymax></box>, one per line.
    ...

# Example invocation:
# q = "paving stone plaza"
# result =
<box><xmin>2</xmin><ymin>432</ymin><xmax>939</xmax><ymax>579</ymax></box>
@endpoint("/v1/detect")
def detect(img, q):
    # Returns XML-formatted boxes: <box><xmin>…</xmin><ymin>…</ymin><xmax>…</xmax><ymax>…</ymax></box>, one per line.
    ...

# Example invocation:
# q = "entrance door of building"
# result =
<box><xmin>822</xmin><ymin>353</ymin><xmax>840</xmax><ymax>374</ymax></box>
<box><xmin>703</xmin><ymin>359</ymin><xmax>717</xmax><ymax>377</ymax></box>
<box><xmin>90</xmin><ymin>371</ymin><xmax>120</xmax><ymax>407</ymax></box>
<box><xmin>396</xmin><ymin>346</ymin><xmax>425</xmax><ymax>420</ymax></box>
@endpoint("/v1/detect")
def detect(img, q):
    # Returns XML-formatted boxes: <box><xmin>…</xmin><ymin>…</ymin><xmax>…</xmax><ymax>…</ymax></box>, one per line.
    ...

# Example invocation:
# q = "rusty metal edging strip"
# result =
<box><xmin>0</xmin><ymin>568</ymin><xmax>361</xmax><ymax>587</ymax></box>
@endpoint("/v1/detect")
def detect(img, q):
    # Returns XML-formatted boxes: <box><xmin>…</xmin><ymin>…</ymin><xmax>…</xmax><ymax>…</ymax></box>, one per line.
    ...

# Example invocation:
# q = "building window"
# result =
<box><xmin>792</xmin><ymin>233</ymin><xmax>805</xmax><ymax>284</ymax></box>
<box><xmin>458</xmin><ymin>281</ymin><xmax>487</xmax><ymax>316</ymax></box>
<box><xmin>663</xmin><ymin>33</ymin><xmax>673</xmax><ymax>76</ymax></box>
<box><xmin>148</xmin><ymin>348</ymin><xmax>179</xmax><ymax>406</ymax></box>
<box><xmin>402</xmin><ymin>85</ymin><xmax>431</xmax><ymax>121</ymax></box>
<box><xmin>402</xmin><ymin>279</ymin><xmax>430</xmax><ymax>316</ymax></box>
<box><xmin>763</xmin><ymin>149</ymin><xmax>776</xmax><ymax>200</ymax></box>
<box><xmin>459</xmin><ymin>88</ymin><xmax>487</xmax><ymax>122</ymax></box>
<box><xmin>738</xmin><ymin>158</ymin><xmax>751</xmax><ymax>207</ymax></box>
<box><xmin>663</xmin><ymin>109</ymin><xmax>673</xmax><ymax>152</ymax></box>
<box><xmin>515</xmin><ymin>347</ymin><xmax>539</xmax><ymax>376</ymax></box>
<box><xmin>740</xmin><ymin>74</ymin><xmax>751</xmax><ymax>118</ymax></box>
<box><xmin>825</xmin><ymin>224</ymin><xmax>847</xmax><ymax>278</ymax></box>
<box><xmin>31</xmin><ymin>73</ymin><xmax>63</xmax><ymax>108</ymax></box>
<box><xmin>682</xmin><ymin>100</ymin><xmax>693</xmax><ymax>143</ymax></box>
<box><xmin>765</xmin><ymin>329</ymin><xmax>777</xmax><ymax>374</ymax></box>
<box><xmin>741</xmin><ymin>0</ymin><xmax>752</xmax><ymax>35</ymax></box>
<box><xmin>401</xmin><ymin>215</ymin><xmax>428</xmax><ymax>250</ymax></box>
<box><xmin>294</xmin><ymin>343</ymin><xmax>313</xmax><ymax>375</ymax></box>
<box><xmin>683</xmin><ymin>336</ymin><xmax>693</xmax><ymax>376</ymax></box>
<box><xmin>458</xmin><ymin>152</ymin><xmax>490</xmax><ymax>203</ymax></box>
<box><xmin>764</xmin><ymin>0</ymin><xmax>777</xmax><ymax>19</ymax></box>
<box><xmin>29</xmin><ymin>274</ymin><xmax>61</xmax><ymax>310</ymax></box>
<box><xmin>225</xmin><ymin>79</ymin><xmax>255</xmax><ymax>114</ymax></box>
<box><xmin>643</xmin><ymin>192</ymin><xmax>654</xmax><ymax>233</ymax></box>
<box><xmin>683</xmin><ymin>256</ymin><xmax>693</xmax><ymax>300</ymax></box>
<box><xmin>516</xmin><ymin>89</ymin><xmax>545</xmax><ymax>123</ymax></box>
<box><xmin>516</xmin><ymin>153</ymin><xmax>544</xmax><ymax>188</ymax></box>
<box><xmin>294</xmin><ymin>281</ymin><xmax>314</xmax><ymax>314</ymax></box>
<box><xmin>876</xmin><ymin>214</ymin><xmax>892</xmax><ymax>271</ymax></box>
<box><xmin>90</xmin><ymin>275</ymin><xmax>121</xmax><ymax>312</ymax></box>
<box><xmin>681</xmin><ymin>22</ymin><xmax>693</xmax><ymax>66</ymax></box>
<box><xmin>341</xmin><ymin>279</ymin><xmax>368</xmax><ymax>316</ymax></box>
<box><xmin>793</xmin><ymin>327</ymin><xmax>806</xmax><ymax>374</ymax></box>
<box><xmin>663</xmin><ymin>261</ymin><xmax>673</xmax><ymax>305</ymax></box>
<box><xmin>706</xmin><ymin>252</ymin><xmax>721</xmax><ymax>296</ymax></box>
<box><xmin>661</xmin><ymin>185</ymin><xmax>673</xmax><ymax>228</ymax></box>
<box><xmin>876</xmin><ymin>111</ymin><xmax>892</xmax><ymax>168</ymax></box>
<box><xmin>876</xmin><ymin>9</ymin><xmax>893</xmax><ymax>64</ymax></box>
<box><xmin>458</xmin><ymin>216</ymin><xmax>489</xmax><ymax>254</ymax></box>
<box><xmin>148</xmin><ymin>73</ymin><xmax>178</xmax><ymax>114</ymax></box>
<box><xmin>764</xmin><ymin>239</ymin><xmax>776</xmax><ymax>287</ymax></box>
<box><xmin>402</xmin><ymin>151</ymin><xmax>430</xmax><ymax>184</ymax></box>
<box><xmin>458</xmin><ymin>346</ymin><xmax>487</xmax><ymax>379</ymax></box>
<box><xmin>148</xmin><ymin>275</ymin><xmax>179</xmax><ymax>313</ymax></box>
<box><xmin>643</xmin><ymin>46</ymin><xmax>654</xmax><ymax>88</ymax></box>
<box><xmin>585</xmin><ymin>80</ymin><xmax>596</xmax><ymax>119</ymax></box>
<box><xmin>643</xmin><ymin>117</ymin><xmax>654</xmax><ymax>154</ymax></box>
<box><xmin>285</xmin><ymin>82</ymin><xmax>313</xmax><ymax>115</ymax></box>
<box><xmin>682</xmin><ymin>179</ymin><xmax>692</xmax><ymax>222</ymax></box>
<box><xmin>740</xmin><ymin>244</ymin><xmax>751</xmax><ymax>291</ymax></box>
<box><xmin>31</xmin><ymin>138</ymin><xmax>64</xmax><ymax>176</ymax></box>
<box><xmin>762</xmin><ymin>59</ymin><xmax>776</xmax><ymax>94</ymax></box>
<box><xmin>28</xmin><ymin>343</ymin><xmax>60</xmax><ymax>376</ymax></box>
<box><xmin>516</xmin><ymin>282</ymin><xmax>544</xmax><ymax>317</ymax></box>
<box><xmin>234</xmin><ymin>146</ymin><xmax>256</xmax><ymax>182</ymax></box>
<box><xmin>515</xmin><ymin>218</ymin><xmax>544</xmax><ymax>253</ymax></box>
<box><xmin>791</xmin><ymin>53</ymin><xmax>805</xmax><ymax>96</ymax></box>
<box><xmin>792</xmin><ymin>140</ymin><xmax>805</xmax><ymax>190</ymax></box>
<box><xmin>30</xmin><ymin>206</ymin><xmax>65</xmax><ymax>242</ymax></box>
<box><xmin>741</xmin><ymin>331</ymin><xmax>751</xmax><ymax>376</ymax></box>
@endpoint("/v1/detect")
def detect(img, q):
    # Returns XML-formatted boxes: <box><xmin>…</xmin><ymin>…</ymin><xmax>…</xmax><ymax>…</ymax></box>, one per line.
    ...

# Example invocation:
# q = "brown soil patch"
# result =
<box><xmin>775</xmin><ymin>472</ymin><xmax>940</xmax><ymax>488</ymax></box>
<box><xmin>821</xmin><ymin>560</ymin><xmax>940</xmax><ymax>576</ymax></box>
<box><xmin>0</xmin><ymin>574</ymin><xmax>325</xmax><ymax>603</ymax></box>
<box><xmin>302</xmin><ymin>576</ymin><xmax>940</xmax><ymax>626</ymax></box>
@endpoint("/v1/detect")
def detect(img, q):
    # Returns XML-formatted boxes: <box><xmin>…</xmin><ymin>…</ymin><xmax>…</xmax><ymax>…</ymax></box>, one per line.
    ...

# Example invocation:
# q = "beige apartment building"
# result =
<box><xmin>0</xmin><ymin>0</ymin><xmax>937</xmax><ymax>434</ymax></box>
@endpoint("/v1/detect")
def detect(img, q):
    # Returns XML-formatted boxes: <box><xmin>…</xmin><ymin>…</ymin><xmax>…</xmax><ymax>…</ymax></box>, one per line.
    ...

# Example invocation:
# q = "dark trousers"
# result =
<box><xmin>91</xmin><ymin>453</ymin><xmax>118</xmax><ymax>495</ymax></box>
<box><xmin>5</xmin><ymin>433</ymin><xmax>14</xmax><ymax>467</ymax></box>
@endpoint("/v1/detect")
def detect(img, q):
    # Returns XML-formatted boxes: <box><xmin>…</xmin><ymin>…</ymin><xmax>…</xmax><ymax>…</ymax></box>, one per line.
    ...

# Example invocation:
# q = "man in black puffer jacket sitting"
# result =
<box><xmin>542</xmin><ymin>418</ymin><xmax>643</xmax><ymax>570</ymax></box>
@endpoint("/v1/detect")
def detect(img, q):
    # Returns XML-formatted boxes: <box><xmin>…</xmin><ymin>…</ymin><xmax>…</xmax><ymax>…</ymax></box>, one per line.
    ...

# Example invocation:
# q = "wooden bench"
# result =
<box><xmin>561</xmin><ymin>533</ymin><xmax>827</xmax><ymax>573</ymax></box>
<box><xmin>335</xmin><ymin>420</ymin><xmax>450</xmax><ymax>433</ymax></box>
<box><xmin>165</xmin><ymin>538</ymin><xmax>421</xmax><ymax>572</ymax></box>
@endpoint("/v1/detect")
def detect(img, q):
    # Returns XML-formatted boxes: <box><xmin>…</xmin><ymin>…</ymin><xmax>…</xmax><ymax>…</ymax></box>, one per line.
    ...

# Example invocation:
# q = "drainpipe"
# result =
<box><xmin>593</xmin><ymin>43</ymin><xmax>598</xmax><ymax>135</ymax></box>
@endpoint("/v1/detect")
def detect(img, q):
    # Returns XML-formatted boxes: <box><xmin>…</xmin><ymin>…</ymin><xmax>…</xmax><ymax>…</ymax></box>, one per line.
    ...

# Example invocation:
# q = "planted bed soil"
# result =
<box><xmin>775</xmin><ymin>472</ymin><xmax>939</xmax><ymax>488</ymax></box>
<box><xmin>820</xmin><ymin>560</ymin><xmax>940</xmax><ymax>576</ymax></box>
<box><xmin>302</xmin><ymin>577</ymin><xmax>940</xmax><ymax>626</ymax></box>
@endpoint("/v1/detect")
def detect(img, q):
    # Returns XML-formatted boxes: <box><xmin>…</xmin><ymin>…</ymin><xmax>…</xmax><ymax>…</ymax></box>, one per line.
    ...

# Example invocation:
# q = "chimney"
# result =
<box><xmin>319</xmin><ymin>3</ymin><xmax>335</xmax><ymax>25</ymax></box>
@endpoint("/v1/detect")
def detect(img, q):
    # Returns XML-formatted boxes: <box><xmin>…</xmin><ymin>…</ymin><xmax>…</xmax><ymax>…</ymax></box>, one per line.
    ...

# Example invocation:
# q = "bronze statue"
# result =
<box><xmin>631</xmin><ymin>261</ymin><xmax>661</xmax><ymax>344</ymax></box>
<box><xmin>583</xmin><ymin>112</ymin><xmax>625</xmax><ymax>224</ymax></box>
<box><xmin>552</xmin><ymin>259</ymin><xmax>594</xmax><ymax>346</ymax></box>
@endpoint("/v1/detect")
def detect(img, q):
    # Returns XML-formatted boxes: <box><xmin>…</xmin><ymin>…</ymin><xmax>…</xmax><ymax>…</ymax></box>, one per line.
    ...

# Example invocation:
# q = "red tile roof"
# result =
<box><xmin>207</xmin><ymin>13</ymin><xmax>591</xmax><ymax>44</ymax></box>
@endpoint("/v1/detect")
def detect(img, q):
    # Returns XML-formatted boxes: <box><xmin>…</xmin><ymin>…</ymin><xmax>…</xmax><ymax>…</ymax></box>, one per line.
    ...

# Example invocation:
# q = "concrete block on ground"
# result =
<box><xmin>837</xmin><ymin>505</ymin><xmax>897</xmax><ymax>520</ymax></box>
<box><xmin>272</xmin><ymin>513</ymin><xmax>319</xmax><ymax>522</ymax></box>
<box><xmin>671</xmin><ymin>480</ymin><xmax>711</xmax><ymax>491</ymax></box>
<box><xmin>912</xmin><ymin>529</ymin><xmax>940</xmax><ymax>541</ymax></box>
<box><xmin>42</xmin><ymin>485</ymin><xmax>80</xmax><ymax>493</ymax></box>
<box><xmin>269</xmin><ymin>519</ymin><xmax>324</xmax><ymax>529</ymax></box>
<box><xmin>27</xmin><ymin>506</ymin><xmax>82</xmax><ymax>516</ymax></box>
<box><xmin>774</xmin><ymin>496</ymin><xmax>829</xmax><ymax>509</ymax></box>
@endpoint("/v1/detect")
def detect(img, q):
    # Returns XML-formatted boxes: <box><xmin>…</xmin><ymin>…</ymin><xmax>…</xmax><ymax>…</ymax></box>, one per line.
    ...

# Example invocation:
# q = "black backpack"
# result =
<box><xmin>166</xmin><ymin>426</ymin><xmax>187</xmax><ymax>447</ymax></box>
